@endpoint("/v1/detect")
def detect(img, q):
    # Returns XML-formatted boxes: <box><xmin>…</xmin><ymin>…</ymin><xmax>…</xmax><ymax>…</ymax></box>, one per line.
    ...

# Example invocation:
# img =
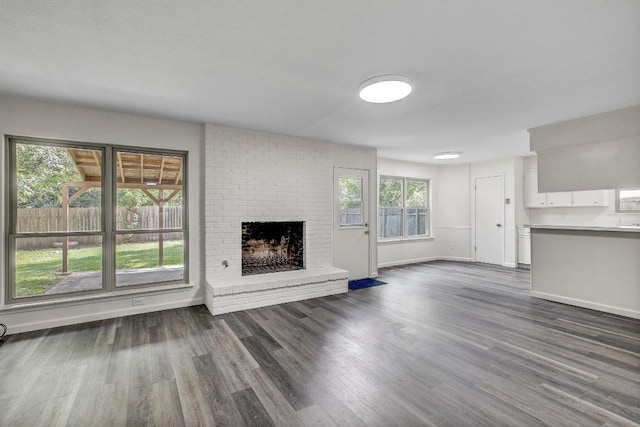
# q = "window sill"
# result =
<box><xmin>378</xmin><ymin>236</ymin><xmax>434</xmax><ymax>244</ymax></box>
<box><xmin>0</xmin><ymin>283</ymin><xmax>194</xmax><ymax>313</ymax></box>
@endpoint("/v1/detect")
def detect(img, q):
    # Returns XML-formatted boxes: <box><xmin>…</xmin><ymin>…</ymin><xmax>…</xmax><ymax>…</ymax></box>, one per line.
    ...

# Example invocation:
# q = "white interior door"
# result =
<box><xmin>334</xmin><ymin>167</ymin><xmax>370</xmax><ymax>280</ymax></box>
<box><xmin>475</xmin><ymin>175</ymin><xmax>504</xmax><ymax>265</ymax></box>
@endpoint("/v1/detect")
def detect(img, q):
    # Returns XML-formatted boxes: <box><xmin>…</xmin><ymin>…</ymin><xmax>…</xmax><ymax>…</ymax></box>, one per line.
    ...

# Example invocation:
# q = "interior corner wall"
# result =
<box><xmin>435</xmin><ymin>163</ymin><xmax>472</xmax><ymax>261</ymax></box>
<box><xmin>0</xmin><ymin>96</ymin><xmax>204</xmax><ymax>334</ymax></box>
<box><xmin>377</xmin><ymin>158</ymin><xmax>442</xmax><ymax>267</ymax></box>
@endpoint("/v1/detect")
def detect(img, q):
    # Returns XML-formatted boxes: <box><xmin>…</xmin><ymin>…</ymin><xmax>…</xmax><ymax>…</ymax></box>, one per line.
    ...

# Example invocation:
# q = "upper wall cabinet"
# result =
<box><xmin>524</xmin><ymin>169</ymin><xmax>609</xmax><ymax>208</ymax></box>
<box><xmin>524</xmin><ymin>170</ymin><xmax>547</xmax><ymax>208</ymax></box>
<box><xmin>572</xmin><ymin>190</ymin><xmax>609</xmax><ymax>207</ymax></box>
<box><xmin>529</xmin><ymin>106</ymin><xmax>640</xmax><ymax>192</ymax></box>
<box><xmin>546</xmin><ymin>191</ymin><xmax>573</xmax><ymax>208</ymax></box>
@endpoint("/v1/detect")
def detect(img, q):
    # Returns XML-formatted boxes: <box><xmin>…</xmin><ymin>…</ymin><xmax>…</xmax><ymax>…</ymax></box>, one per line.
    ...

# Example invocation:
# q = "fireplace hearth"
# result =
<box><xmin>242</xmin><ymin>221</ymin><xmax>304</xmax><ymax>276</ymax></box>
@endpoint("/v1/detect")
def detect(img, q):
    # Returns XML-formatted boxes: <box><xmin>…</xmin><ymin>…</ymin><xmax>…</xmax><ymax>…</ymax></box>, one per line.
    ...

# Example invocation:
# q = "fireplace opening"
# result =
<box><xmin>242</xmin><ymin>221</ymin><xmax>304</xmax><ymax>276</ymax></box>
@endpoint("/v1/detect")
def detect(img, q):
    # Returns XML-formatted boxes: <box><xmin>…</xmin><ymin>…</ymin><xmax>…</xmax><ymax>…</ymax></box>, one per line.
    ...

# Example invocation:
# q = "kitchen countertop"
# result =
<box><xmin>528</xmin><ymin>224</ymin><xmax>640</xmax><ymax>233</ymax></box>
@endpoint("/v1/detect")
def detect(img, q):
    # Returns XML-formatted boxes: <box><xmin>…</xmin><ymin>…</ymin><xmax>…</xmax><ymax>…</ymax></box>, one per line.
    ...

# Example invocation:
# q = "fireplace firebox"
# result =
<box><xmin>242</xmin><ymin>221</ymin><xmax>304</xmax><ymax>276</ymax></box>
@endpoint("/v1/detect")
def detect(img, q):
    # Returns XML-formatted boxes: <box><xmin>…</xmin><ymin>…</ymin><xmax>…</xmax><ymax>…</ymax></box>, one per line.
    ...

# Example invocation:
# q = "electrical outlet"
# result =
<box><xmin>132</xmin><ymin>297</ymin><xmax>145</xmax><ymax>306</ymax></box>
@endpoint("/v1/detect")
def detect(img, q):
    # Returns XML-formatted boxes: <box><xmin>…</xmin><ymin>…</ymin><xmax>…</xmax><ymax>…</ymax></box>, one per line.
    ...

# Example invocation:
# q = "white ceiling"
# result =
<box><xmin>1</xmin><ymin>1</ymin><xmax>639</xmax><ymax>164</ymax></box>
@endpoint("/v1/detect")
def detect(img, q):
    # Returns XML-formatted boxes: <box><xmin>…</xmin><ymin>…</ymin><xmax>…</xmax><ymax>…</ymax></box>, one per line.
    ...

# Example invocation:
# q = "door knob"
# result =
<box><xmin>364</xmin><ymin>230</ymin><xmax>369</xmax><ymax>234</ymax></box>
<box><xmin>496</xmin><ymin>224</ymin><xmax>502</xmax><ymax>227</ymax></box>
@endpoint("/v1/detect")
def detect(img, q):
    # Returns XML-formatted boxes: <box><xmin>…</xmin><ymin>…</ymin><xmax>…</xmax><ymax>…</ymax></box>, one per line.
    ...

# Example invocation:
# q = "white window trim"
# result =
<box><xmin>378</xmin><ymin>175</ymin><xmax>431</xmax><ymax>242</ymax></box>
<box><xmin>4</xmin><ymin>135</ymin><xmax>189</xmax><ymax>304</ymax></box>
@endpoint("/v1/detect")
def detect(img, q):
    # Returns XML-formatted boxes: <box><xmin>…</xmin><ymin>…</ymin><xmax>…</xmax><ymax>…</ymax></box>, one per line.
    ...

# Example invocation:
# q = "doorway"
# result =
<box><xmin>474</xmin><ymin>175</ymin><xmax>504</xmax><ymax>265</ymax></box>
<box><xmin>333</xmin><ymin>167</ymin><xmax>370</xmax><ymax>280</ymax></box>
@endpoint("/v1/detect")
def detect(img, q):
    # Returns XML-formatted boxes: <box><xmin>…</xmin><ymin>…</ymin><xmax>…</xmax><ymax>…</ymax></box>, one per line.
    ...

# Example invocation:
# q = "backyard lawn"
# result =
<box><xmin>16</xmin><ymin>241</ymin><xmax>184</xmax><ymax>297</ymax></box>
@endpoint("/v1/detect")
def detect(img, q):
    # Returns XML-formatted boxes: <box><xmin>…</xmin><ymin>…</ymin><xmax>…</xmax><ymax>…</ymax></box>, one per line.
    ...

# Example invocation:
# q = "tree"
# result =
<box><xmin>16</xmin><ymin>144</ymin><xmax>80</xmax><ymax>208</ymax></box>
<box><xmin>379</xmin><ymin>178</ymin><xmax>402</xmax><ymax>207</ymax></box>
<box><xmin>406</xmin><ymin>180</ymin><xmax>426</xmax><ymax>207</ymax></box>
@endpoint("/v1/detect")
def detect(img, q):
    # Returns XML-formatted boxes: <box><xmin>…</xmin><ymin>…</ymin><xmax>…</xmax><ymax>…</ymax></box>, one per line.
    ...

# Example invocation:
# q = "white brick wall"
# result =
<box><xmin>204</xmin><ymin>124</ymin><xmax>346</xmax><ymax>313</ymax></box>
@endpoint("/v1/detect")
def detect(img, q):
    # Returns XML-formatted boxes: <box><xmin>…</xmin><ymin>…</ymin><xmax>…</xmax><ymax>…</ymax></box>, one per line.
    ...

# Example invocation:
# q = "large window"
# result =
<box><xmin>378</xmin><ymin>176</ymin><xmax>430</xmax><ymax>239</ymax></box>
<box><xmin>616</xmin><ymin>189</ymin><xmax>640</xmax><ymax>213</ymax></box>
<box><xmin>5</xmin><ymin>136</ymin><xmax>188</xmax><ymax>303</ymax></box>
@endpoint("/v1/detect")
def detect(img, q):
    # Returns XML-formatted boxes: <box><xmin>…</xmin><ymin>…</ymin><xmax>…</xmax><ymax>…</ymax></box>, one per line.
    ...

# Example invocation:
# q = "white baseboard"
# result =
<box><xmin>378</xmin><ymin>257</ymin><xmax>439</xmax><ymax>268</ymax></box>
<box><xmin>439</xmin><ymin>256</ymin><xmax>473</xmax><ymax>262</ymax></box>
<box><xmin>7</xmin><ymin>297</ymin><xmax>203</xmax><ymax>335</ymax></box>
<box><xmin>378</xmin><ymin>256</ymin><xmax>472</xmax><ymax>268</ymax></box>
<box><xmin>502</xmin><ymin>262</ymin><xmax>517</xmax><ymax>268</ymax></box>
<box><xmin>531</xmin><ymin>291</ymin><xmax>640</xmax><ymax>319</ymax></box>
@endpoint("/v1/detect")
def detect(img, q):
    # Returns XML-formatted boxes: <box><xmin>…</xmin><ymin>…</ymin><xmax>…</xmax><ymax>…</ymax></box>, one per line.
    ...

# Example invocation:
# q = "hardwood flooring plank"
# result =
<box><xmin>240</xmin><ymin>335</ymin><xmax>313</xmax><ymax>411</ymax></box>
<box><xmin>1</xmin><ymin>261</ymin><xmax>639</xmax><ymax>426</ymax></box>
<box><xmin>232</xmin><ymin>387</ymin><xmax>276</xmax><ymax>427</ymax></box>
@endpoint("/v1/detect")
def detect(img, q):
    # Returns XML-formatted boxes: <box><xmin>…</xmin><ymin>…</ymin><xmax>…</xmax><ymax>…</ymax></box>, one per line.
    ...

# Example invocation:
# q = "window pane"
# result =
<box><xmin>379</xmin><ymin>177</ymin><xmax>402</xmax><ymax>207</ymax></box>
<box><xmin>16</xmin><ymin>144</ymin><xmax>102</xmax><ymax>233</ymax></box>
<box><xmin>15</xmin><ymin>236</ymin><xmax>103</xmax><ymax>297</ymax></box>
<box><xmin>406</xmin><ymin>180</ymin><xmax>427</xmax><ymax>208</ymax></box>
<box><xmin>378</xmin><ymin>207</ymin><xmax>403</xmax><ymax>237</ymax></box>
<box><xmin>116</xmin><ymin>152</ymin><xmax>183</xmax><ymax>231</ymax></box>
<box><xmin>619</xmin><ymin>189</ymin><xmax>640</xmax><ymax>211</ymax></box>
<box><xmin>115</xmin><ymin>232</ymin><xmax>184</xmax><ymax>287</ymax></box>
<box><xmin>407</xmin><ymin>208</ymin><xmax>429</xmax><ymax>236</ymax></box>
<box><xmin>339</xmin><ymin>178</ymin><xmax>363</xmax><ymax>225</ymax></box>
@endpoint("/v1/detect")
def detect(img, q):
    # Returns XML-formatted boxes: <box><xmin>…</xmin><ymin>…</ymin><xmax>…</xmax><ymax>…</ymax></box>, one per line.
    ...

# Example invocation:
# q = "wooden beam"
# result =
<box><xmin>67</xmin><ymin>183</ymin><xmax>92</xmax><ymax>204</ymax></box>
<box><xmin>61</xmin><ymin>185</ymin><xmax>70</xmax><ymax>273</ymax></box>
<box><xmin>158</xmin><ymin>157</ymin><xmax>165</xmax><ymax>185</ymax></box>
<box><xmin>142</xmin><ymin>189</ymin><xmax>160</xmax><ymax>205</ymax></box>
<box><xmin>92</xmin><ymin>151</ymin><xmax>101</xmax><ymax>167</ymax></box>
<box><xmin>117</xmin><ymin>152</ymin><xmax>125</xmax><ymax>183</ymax></box>
<box><xmin>67</xmin><ymin>149</ymin><xmax>87</xmax><ymax>180</ymax></box>
<box><xmin>63</xmin><ymin>180</ymin><xmax>180</xmax><ymax>190</ymax></box>
<box><xmin>175</xmin><ymin>160</ymin><xmax>183</xmax><ymax>185</ymax></box>
<box><xmin>140</xmin><ymin>154</ymin><xmax>144</xmax><ymax>183</ymax></box>
<box><xmin>158</xmin><ymin>189</ymin><xmax>164</xmax><ymax>267</ymax></box>
<box><xmin>162</xmin><ymin>189</ymin><xmax>180</xmax><ymax>203</ymax></box>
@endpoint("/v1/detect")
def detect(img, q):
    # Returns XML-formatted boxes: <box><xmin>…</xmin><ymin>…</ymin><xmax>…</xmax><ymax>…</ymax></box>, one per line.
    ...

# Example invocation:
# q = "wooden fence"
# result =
<box><xmin>16</xmin><ymin>207</ymin><xmax>183</xmax><ymax>250</ymax></box>
<box><xmin>378</xmin><ymin>208</ymin><xmax>429</xmax><ymax>237</ymax></box>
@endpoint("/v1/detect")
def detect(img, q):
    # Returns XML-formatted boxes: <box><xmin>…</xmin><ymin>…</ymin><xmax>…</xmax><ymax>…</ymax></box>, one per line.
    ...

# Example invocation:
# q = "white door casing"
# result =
<box><xmin>333</xmin><ymin>167</ymin><xmax>370</xmax><ymax>280</ymax></box>
<box><xmin>474</xmin><ymin>175</ymin><xmax>504</xmax><ymax>265</ymax></box>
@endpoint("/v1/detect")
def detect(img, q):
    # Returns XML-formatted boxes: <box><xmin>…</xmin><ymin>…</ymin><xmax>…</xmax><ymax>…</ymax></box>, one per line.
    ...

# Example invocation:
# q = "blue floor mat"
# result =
<box><xmin>348</xmin><ymin>278</ymin><xmax>387</xmax><ymax>290</ymax></box>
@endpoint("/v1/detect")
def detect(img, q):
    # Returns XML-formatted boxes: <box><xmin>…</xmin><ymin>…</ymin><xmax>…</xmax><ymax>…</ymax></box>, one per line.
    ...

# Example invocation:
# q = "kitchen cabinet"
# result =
<box><xmin>572</xmin><ymin>190</ymin><xmax>609</xmax><ymax>207</ymax></box>
<box><xmin>524</xmin><ymin>169</ymin><xmax>610</xmax><ymax>208</ymax></box>
<box><xmin>546</xmin><ymin>192</ymin><xmax>572</xmax><ymax>207</ymax></box>
<box><xmin>524</xmin><ymin>170</ymin><xmax>547</xmax><ymax>208</ymax></box>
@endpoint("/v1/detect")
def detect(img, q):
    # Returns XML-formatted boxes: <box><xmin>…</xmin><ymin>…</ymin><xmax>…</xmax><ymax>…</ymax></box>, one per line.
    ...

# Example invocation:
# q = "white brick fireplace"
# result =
<box><xmin>204</xmin><ymin>125</ymin><xmax>348</xmax><ymax>315</ymax></box>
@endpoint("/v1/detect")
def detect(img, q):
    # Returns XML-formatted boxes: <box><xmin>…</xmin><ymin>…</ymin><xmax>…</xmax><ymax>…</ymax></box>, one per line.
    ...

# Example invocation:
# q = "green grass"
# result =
<box><xmin>16</xmin><ymin>241</ymin><xmax>183</xmax><ymax>297</ymax></box>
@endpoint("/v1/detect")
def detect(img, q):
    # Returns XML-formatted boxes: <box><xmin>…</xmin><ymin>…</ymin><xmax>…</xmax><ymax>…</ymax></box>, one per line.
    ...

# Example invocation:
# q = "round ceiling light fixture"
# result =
<box><xmin>434</xmin><ymin>151</ymin><xmax>462</xmax><ymax>160</ymax></box>
<box><xmin>359</xmin><ymin>75</ymin><xmax>412</xmax><ymax>103</ymax></box>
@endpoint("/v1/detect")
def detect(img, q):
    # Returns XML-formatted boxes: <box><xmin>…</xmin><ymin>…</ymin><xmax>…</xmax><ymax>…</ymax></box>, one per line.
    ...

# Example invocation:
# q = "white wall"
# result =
<box><xmin>0</xmin><ymin>96</ymin><xmax>204</xmax><ymax>334</ymax></box>
<box><xmin>435</xmin><ymin>163</ymin><xmax>472</xmax><ymax>261</ymax></box>
<box><xmin>204</xmin><ymin>125</ymin><xmax>377</xmax><ymax>306</ymax></box>
<box><xmin>377</xmin><ymin>157</ymin><xmax>523</xmax><ymax>268</ymax></box>
<box><xmin>524</xmin><ymin>156</ymin><xmax>640</xmax><ymax>227</ymax></box>
<box><xmin>204</xmin><ymin>124</ymin><xmax>334</xmax><ymax>281</ymax></box>
<box><xmin>377</xmin><ymin>158</ymin><xmax>440</xmax><ymax>267</ymax></box>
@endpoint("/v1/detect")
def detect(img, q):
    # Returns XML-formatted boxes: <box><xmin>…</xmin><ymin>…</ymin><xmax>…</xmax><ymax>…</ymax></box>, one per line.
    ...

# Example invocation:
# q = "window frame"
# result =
<box><xmin>378</xmin><ymin>175</ymin><xmax>431</xmax><ymax>241</ymax></box>
<box><xmin>4</xmin><ymin>135</ymin><xmax>189</xmax><ymax>304</ymax></box>
<box><xmin>615</xmin><ymin>188</ymin><xmax>640</xmax><ymax>213</ymax></box>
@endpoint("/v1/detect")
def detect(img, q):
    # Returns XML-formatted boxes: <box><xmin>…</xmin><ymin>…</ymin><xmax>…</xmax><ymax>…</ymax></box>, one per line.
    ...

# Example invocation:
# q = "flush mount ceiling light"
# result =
<box><xmin>434</xmin><ymin>151</ymin><xmax>461</xmax><ymax>160</ymax></box>
<box><xmin>358</xmin><ymin>75</ymin><xmax>412</xmax><ymax>103</ymax></box>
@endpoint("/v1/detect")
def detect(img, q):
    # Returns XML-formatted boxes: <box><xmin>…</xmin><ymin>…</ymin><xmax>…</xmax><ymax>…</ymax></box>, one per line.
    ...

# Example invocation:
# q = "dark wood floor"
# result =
<box><xmin>1</xmin><ymin>261</ymin><xmax>639</xmax><ymax>426</ymax></box>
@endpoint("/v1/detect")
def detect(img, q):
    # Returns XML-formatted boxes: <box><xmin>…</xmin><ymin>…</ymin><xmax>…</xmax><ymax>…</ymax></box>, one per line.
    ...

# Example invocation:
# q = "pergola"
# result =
<box><xmin>61</xmin><ymin>149</ymin><xmax>183</xmax><ymax>273</ymax></box>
